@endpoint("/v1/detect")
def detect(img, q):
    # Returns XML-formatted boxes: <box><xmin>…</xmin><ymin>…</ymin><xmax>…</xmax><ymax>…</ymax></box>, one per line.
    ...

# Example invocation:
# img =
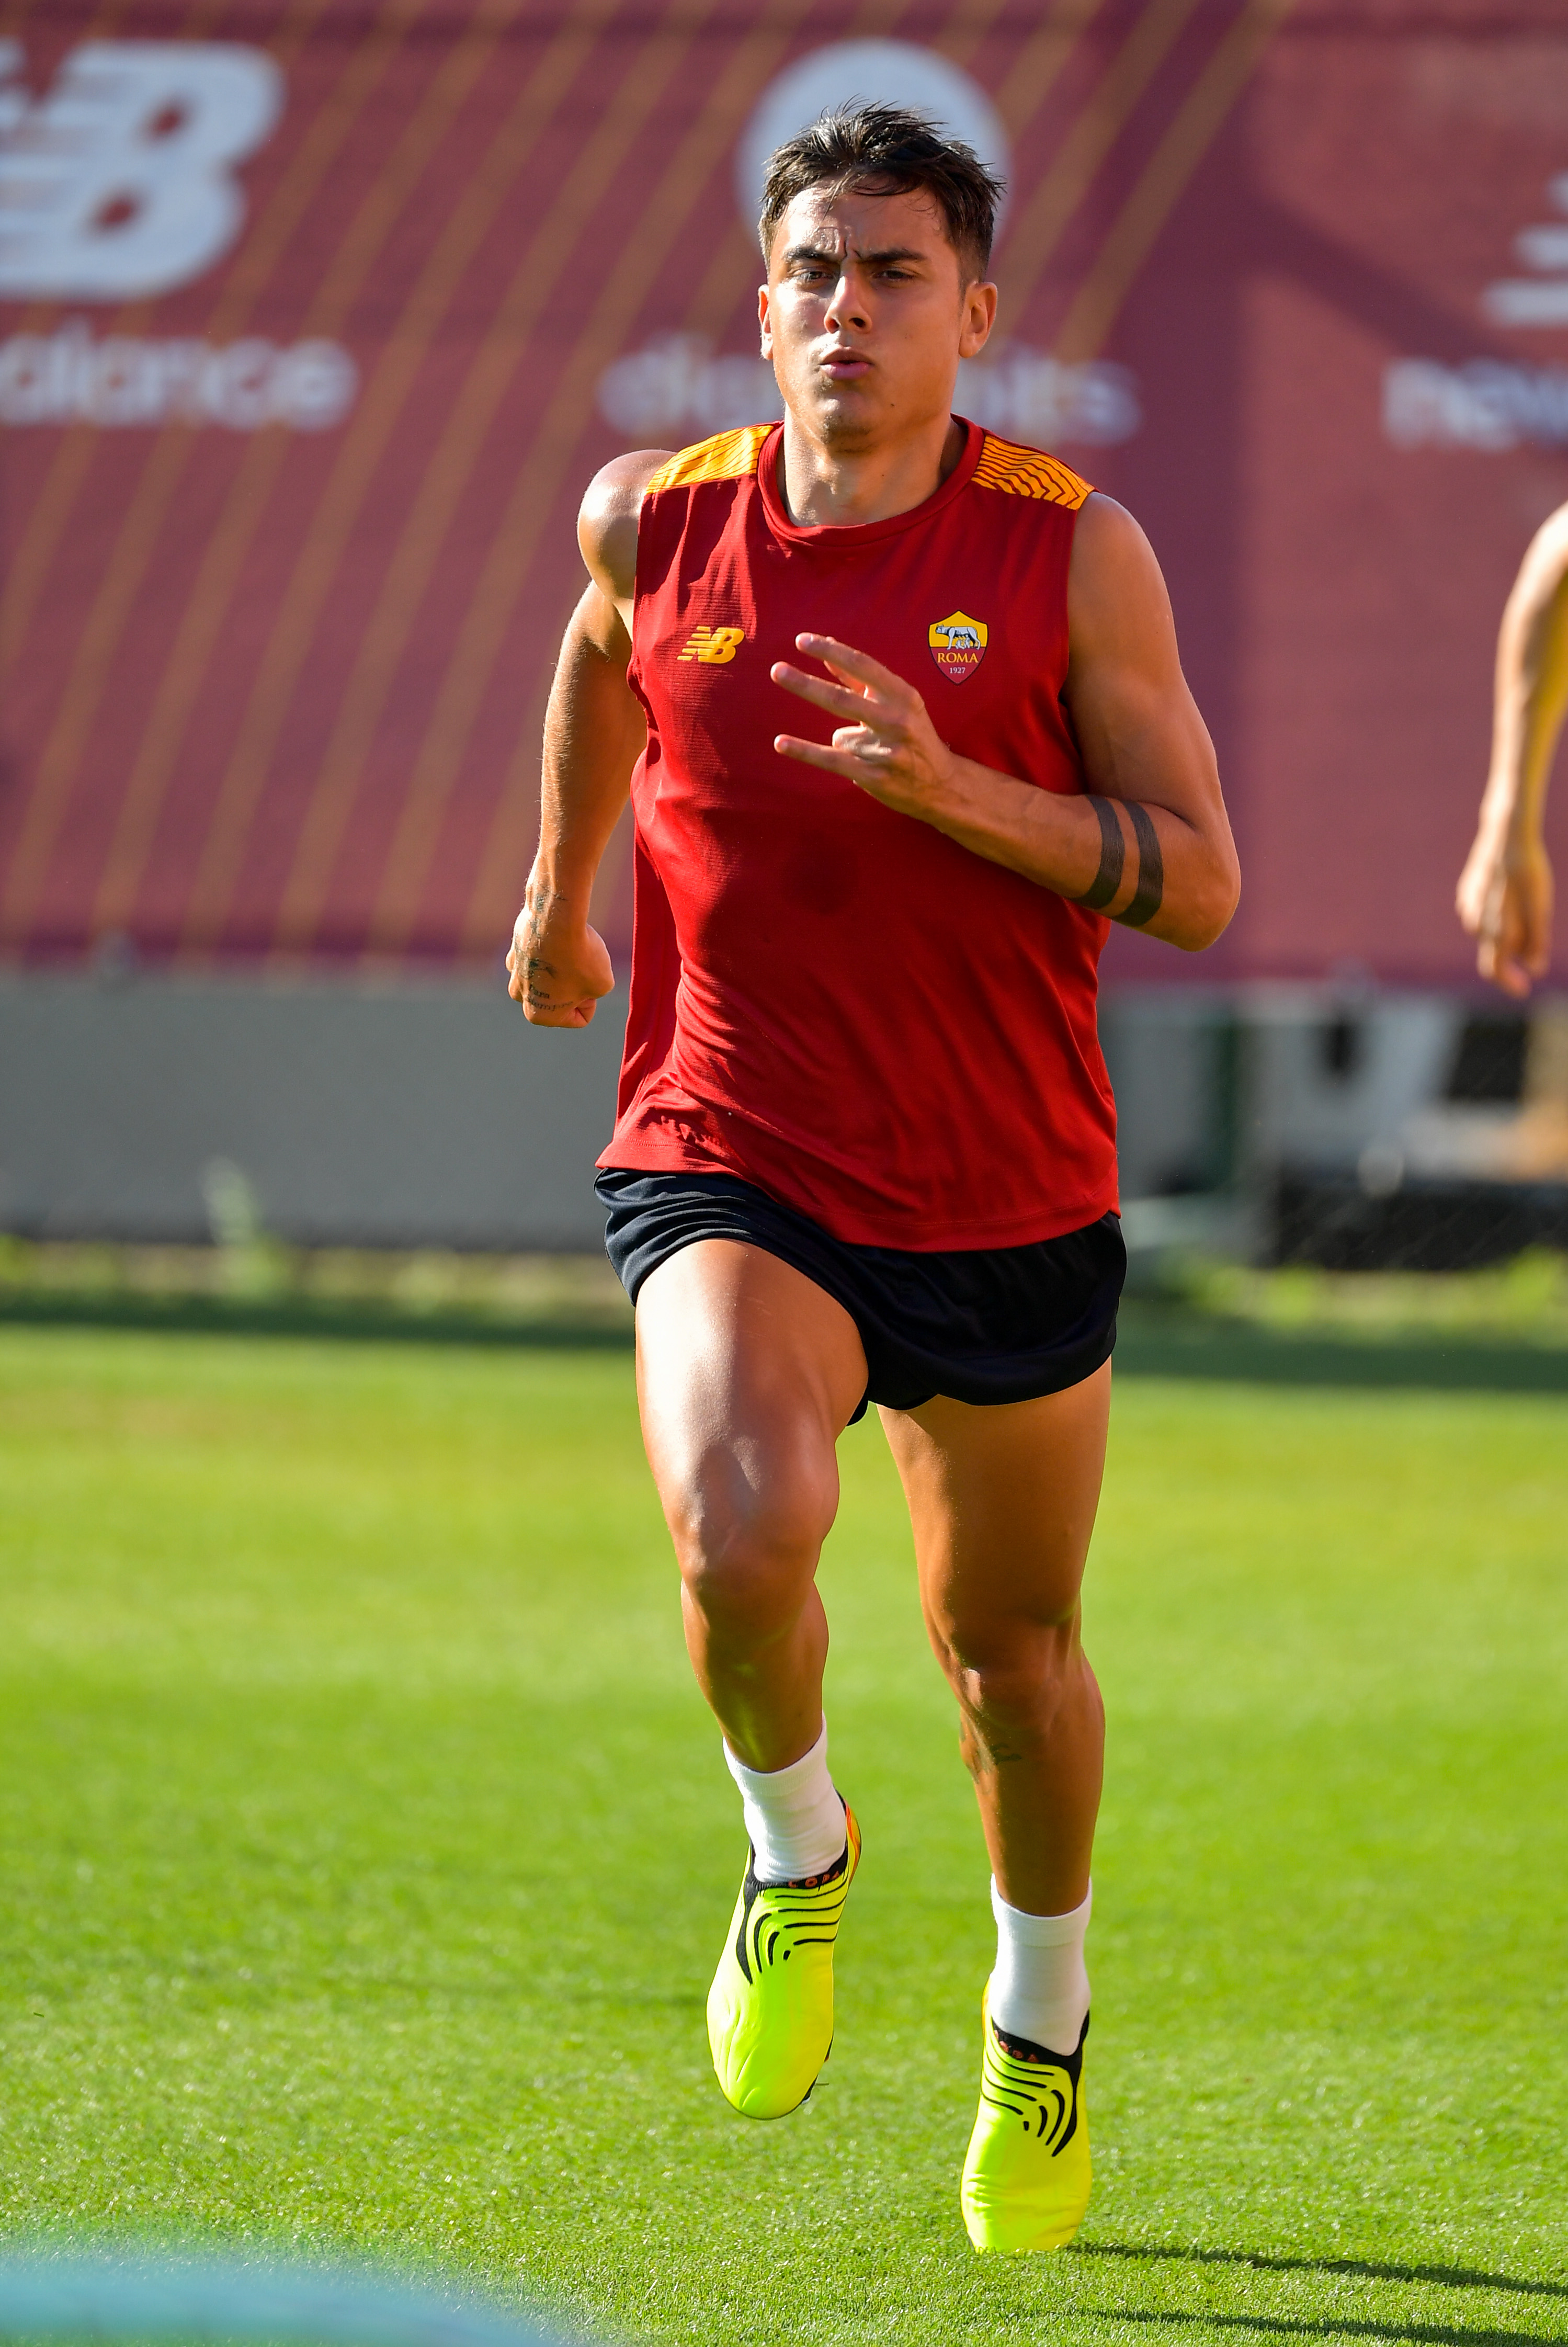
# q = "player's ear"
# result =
<box><xmin>759</xmin><ymin>280</ymin><xmax>774</xmax><ymax>358</ymax></box>
<box><xmin>959</xmin><ymin>277</ymin><xmax>997</xmax><ymax>360</ymax></box>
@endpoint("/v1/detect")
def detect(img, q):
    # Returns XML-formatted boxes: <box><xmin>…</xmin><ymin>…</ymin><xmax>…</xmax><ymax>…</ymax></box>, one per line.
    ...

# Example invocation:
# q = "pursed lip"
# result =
<box><xmin>816</xmin><ymin>343</ymin><xmax>871</xmax><ymax>378</ymax></box>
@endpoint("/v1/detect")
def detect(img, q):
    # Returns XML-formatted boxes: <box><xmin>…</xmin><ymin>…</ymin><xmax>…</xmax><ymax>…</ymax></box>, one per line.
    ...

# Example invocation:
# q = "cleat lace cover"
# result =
<box><xmin>706</xmin><ymin>1805</ymin><xmax>860</xmax><ymax>2119</ymax></box>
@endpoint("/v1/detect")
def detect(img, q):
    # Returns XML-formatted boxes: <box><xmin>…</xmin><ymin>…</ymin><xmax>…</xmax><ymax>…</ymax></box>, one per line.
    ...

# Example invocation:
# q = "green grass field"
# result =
<box><xmin>2</xmin><ymin>1326</ymin><xmax>1565</xmax><ymax>2346</ymax></box>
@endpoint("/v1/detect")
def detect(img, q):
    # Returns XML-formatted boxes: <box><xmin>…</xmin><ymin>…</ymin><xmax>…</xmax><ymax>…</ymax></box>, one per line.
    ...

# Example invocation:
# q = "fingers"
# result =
<box><xmin>1476</xmin><ymin>898</ymin><xmax>1535</xmax><ymax>997</ymax></box>
<box><xmin>508</xmin><ymin>949</ymin><xmax>607</xmax><ymax>1023</ymax></box>
<box><xmin>771</xmin><ymin>659</ymin><xmax>891</xmax><ymax>722</ymax></box>
<box><xmin>774</xmin><ymin>733</ymin><xmax>874</xmax><ymax>779</ymax></box>
<box><xmin>794</xmin><ymin>632</ymin><xmax>904</xmax><ymax>695</ymax></box>
<box><xmin>772</xmin><ymin>631</ymin><xmax>918</xmax><ymax>722</ymax></box>
<box><xmin>1521</xmin><ymin>888</ymin><xmax>1554</xmax><ymax>977</ymax></box>
<box><xmin>519</xmin><ymin>991</ymin><xmax>599</xmax><ymax>1026</ymax></box>
<box><xmin>1518</xmin><ymin>924</ymin><xmax>1551</xmax><ymax>982</ymax></box>
<box><xmin>1459</xmin><ymin>849</ymin><xmax>1553</xmax><ymax>992</ymax></box>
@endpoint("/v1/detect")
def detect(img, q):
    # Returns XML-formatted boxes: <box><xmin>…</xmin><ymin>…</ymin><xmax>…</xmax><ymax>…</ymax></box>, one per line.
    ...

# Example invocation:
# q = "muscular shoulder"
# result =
<box><xmin>1067</xmin><ymin>492</ymin><xmax>1175</xmax><ymax>663</ymax></box>
<box><xmin>578</xmin><ymin>426</ymin><xmax>774</xmax><ymax>606</ymax></box>
<box><xmin>578</xmin><ymin>449</ymin><xmax>671</xmax><ymax>608</ymax></box>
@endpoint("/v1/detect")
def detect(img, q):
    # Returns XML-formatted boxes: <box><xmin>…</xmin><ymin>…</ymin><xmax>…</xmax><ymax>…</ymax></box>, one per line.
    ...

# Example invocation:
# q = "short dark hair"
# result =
<box><xmin>758</xmin><ymin>101</ymin><xmax>1004</xmax><ymax>286</ymax></box>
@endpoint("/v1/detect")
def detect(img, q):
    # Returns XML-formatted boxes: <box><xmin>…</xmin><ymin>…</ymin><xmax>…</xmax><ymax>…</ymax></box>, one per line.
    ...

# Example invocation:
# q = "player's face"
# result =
<box><xmin>759</xmin><ymin>186</ymin><xmax>996</xmax><ymax>451</ymax></box>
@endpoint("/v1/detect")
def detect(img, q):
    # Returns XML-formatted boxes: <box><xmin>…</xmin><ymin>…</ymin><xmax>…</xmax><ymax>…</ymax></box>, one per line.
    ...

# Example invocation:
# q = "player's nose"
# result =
<box><xmin>822</xmin><ymin>274</ymin><xmax>869</xmax><ymax>328</ymax></box>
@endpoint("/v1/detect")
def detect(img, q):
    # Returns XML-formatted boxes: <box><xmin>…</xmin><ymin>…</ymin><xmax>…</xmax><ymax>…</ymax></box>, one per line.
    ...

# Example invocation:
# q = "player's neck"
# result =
<box><xmin>777</xmin><ymin>411</ymin><xmax>966</xmax><ymax>528</ymax></box>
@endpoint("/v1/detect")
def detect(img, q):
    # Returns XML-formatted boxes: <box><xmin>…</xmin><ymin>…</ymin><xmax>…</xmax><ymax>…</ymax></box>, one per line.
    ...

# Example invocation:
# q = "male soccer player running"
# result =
<box><xmin>508</xmin><ymin>106</ymin><xmax>1239</xmax><ymax>2252</ymax></box>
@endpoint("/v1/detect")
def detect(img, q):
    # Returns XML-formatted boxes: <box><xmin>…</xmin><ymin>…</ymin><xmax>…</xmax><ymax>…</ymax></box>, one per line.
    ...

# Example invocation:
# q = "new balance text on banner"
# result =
<box><xmin>2</xmin><ymin>2</ymin><xmax>1566</xmax><ymax>984</ymax></box>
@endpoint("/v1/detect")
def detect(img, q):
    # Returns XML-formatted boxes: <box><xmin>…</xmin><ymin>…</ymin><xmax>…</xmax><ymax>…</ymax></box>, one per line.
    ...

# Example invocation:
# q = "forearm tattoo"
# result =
<box><xmin>1075</xmin><ymin>796</ymin><xmax>1125</xmax><ymax>910</ymax></box>
<box><xmin>1073</xmin><ymin>795</ymin><xmax>1165</xmax><ymax>927</ymax></box>
<box><xmin>1119</xmin><ymin>801</ymin><xmax>1165</xmax><ymax>927</ymax></box>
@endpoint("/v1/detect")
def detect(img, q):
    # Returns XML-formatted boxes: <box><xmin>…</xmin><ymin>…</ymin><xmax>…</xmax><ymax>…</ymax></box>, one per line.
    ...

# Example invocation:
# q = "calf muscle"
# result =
<box><xmin>882</xmin><ymin>1369</ymin><xmax>1111</xmax><ymax>1915</ymax></box>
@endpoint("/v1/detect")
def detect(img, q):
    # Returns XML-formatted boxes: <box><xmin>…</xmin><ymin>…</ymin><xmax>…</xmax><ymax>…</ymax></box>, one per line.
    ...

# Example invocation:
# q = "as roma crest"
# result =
<box><xmin>929</xmin><ymin>610</ymin><xmax>988</xmax><ymax>683</ymax></box>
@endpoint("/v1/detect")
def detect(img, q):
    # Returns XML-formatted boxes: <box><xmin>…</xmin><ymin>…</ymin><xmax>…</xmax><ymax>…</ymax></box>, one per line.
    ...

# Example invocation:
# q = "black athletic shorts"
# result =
<box><xmin>595</xmin><ymin>1167</ymin><xmax>1125</xmax><ymax>1423</ymax></box>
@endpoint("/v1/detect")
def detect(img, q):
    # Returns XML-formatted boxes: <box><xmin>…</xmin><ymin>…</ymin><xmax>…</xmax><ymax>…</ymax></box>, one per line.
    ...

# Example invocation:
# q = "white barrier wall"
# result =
<box><xmin>0</xmin><ymin>971</ymin><xmax>629</xmax><ymax>1250</ymax></box>
<box><xmin>2</xmin><ymin>971</ymin><xmax>1517</xmax><ymax>1255</ymax></box>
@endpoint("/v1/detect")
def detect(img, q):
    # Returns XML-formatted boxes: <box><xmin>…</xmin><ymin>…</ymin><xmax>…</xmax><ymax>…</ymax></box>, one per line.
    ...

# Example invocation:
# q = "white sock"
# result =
<box><xmin>723</xmin><ymin>1719</ymin><xmax>845</xmax><ymax>1883</ymax></box>
<box><xmin>987</xmin><ymin>1879</ymin><xmax>1092</xmax><ymax>2055</ymax></box>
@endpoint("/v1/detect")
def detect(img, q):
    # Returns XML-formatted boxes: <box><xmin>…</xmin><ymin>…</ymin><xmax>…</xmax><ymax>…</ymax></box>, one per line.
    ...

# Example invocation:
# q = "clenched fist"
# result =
<box><xmin>507</xmin><ymin>881</ymin><xmax>615</xmax><ymax>1026</ymax></box>
<box><xmin>1456</xmin><ymin>827</ymin><xmax>1553</xmax><ymax>1000</ymax></box>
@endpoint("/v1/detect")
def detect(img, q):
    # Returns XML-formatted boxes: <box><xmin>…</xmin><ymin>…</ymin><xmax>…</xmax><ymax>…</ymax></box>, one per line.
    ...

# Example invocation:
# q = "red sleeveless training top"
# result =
<box><xmin>598</xmin><ymin>417</ymin><xmax>1118</xmax><ymax>1252</ymax></box>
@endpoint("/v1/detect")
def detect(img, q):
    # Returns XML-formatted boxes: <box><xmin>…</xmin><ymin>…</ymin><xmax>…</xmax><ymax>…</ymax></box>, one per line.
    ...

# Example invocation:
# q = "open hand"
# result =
<box><xmin>507</xmin><ymin>883</ymin><xmax>614</xmax><ymax>1026</ymax></box>
<box><xmin>1456</xmin><ymin>827</ymin><xmax>1553</xmax><ymax>997</ymax></box>
<box><xmin>772</xmin><ymin>633</ymin><xmax>959</xmax><ymax>820</ymax></box>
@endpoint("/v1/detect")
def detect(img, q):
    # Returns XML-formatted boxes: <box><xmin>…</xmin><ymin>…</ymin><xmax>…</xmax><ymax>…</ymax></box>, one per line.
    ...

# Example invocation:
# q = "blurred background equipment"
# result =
<box><xmin>2</xmin><ymin>0</ymin><xmax>1566</xmax><ymax>1262</ymax></box>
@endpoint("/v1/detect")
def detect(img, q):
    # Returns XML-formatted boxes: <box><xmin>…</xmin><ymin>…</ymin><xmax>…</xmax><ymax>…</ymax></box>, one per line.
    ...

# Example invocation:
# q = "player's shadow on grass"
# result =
<box><xmin>1092</xmin><ymin>2319</ymin><xmax>1553</xmax><ymax>2346</ymax></box>
<box><xmin>1071</xmin><ymin>2244</ymin><xmax>1565</xmax><ymax>2345</ymax></box>
<box><xmin>1077</xmin><ymin>2243</ymin><xmax>1566</xmax><ymax>2301</ymax></box>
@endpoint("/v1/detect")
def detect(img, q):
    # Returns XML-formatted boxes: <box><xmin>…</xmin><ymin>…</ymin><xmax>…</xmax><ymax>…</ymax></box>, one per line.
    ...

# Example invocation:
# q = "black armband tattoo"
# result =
<box><xmin>1074</xmin><ymin>796</ymin><xmax>1125</xmax><ymax>910</ymax></box>
<box><xmin>1116</xmin><ymin>802</ymin><xmax>1165</xmax><ymax>926</ymax></box>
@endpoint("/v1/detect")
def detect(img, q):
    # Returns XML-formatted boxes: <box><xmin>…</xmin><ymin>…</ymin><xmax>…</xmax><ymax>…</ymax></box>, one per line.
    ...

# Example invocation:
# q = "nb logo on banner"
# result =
<box><xmin>0</xmin><ymin>39</ymin><xmax>282</xmax><ymax>301</ymax></box>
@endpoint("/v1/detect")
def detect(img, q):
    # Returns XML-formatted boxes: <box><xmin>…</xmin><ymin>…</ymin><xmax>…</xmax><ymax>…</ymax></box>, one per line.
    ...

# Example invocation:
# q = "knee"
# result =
<box><xmin>666</xmin><ymin>1453</ymin><xmax>835</xmax><ymax>1631</ymax></box>
<box><xmin>935</xmin><ymin>1607</ymin><xmax>1086</xmax><ymax>1737</ymax></box>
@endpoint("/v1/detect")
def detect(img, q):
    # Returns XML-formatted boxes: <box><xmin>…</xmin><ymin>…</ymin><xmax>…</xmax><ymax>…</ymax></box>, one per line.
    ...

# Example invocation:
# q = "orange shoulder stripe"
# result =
<box><xmin>972</xmin><ymin>434</ymin><xmax>1093</xmax><ymax>509</ymax></box>
<box><xmin>644</xmin><ymin>424</ymin><xmax>772</xmax><ymax>495</ymax></box>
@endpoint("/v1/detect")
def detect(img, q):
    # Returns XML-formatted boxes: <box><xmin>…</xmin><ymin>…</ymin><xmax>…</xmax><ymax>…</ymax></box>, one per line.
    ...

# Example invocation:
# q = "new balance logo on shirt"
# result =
<box><xmin>677</xmin><ymin>625</ymin><xmax>744</xmax><ymax>665</ymax></box>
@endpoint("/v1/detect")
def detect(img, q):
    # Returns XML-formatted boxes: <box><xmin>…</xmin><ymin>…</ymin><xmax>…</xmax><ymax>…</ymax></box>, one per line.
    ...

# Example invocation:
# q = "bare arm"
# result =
<box><xmin>771</xmin><ymin>494</ymin><xmax>1240</xmax><ymax>951</ymax></box>
<box><xmin>506</xmin><ymin>448</ymin><xmax>668</xmax><ymax>1025</ymax></box>
<box><xmin>1456</xmin><ymin>504</ymin><xmax>1568</xmax><ymax>997</ymax></box>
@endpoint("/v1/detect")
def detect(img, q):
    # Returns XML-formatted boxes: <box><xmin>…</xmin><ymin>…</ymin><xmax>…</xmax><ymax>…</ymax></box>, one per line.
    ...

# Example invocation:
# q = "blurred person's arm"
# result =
<box><xmin>506</xmin><ymin>451</ymin><xmax>667</xmax><ymax>1026</ymax></box>
<box><xmin>1457</xmin><ymin>503</ymin><xmax>1568</xmax><ymax>997</ymax></box>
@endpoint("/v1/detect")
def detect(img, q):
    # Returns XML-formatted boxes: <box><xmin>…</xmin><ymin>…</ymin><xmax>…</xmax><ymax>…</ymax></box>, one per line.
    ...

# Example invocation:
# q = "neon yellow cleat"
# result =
<box><xmin>961</xmin><ymin>1993</ymin><xmax>1090</xmax><ymax>2252</ymax></box>
<box><xmin>706</xmin><ymin>1806</ymin><xmax>860</xmax><ymax>2119</ymax></box>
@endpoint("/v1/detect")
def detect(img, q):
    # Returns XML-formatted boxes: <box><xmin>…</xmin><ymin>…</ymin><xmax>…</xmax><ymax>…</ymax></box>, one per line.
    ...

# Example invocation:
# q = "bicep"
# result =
<box><xmin>1063</xmin><ymin>494</ymin><xmax>1223</xmax><ymax>829</ymax></box>
<box><xmin>1513</xmin><ymin>507</ymin><xmax>1568</xmax><ymax>627</ymax></box>
<box><xmin>1512</xmin><ymin>523</ymin><xmax>1568</xmax><ymax>711</ymax></box>
<box><xmin>572</xmin><ymin>581</ymin><xmax>633</xmax><ymax>670</ymax></box>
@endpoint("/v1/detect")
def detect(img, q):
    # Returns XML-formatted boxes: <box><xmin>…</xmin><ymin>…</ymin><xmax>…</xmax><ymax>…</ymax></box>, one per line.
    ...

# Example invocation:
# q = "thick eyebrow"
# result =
<box><xmin>781</xmin><ymin>242</ymin><xmax>928</xmax><ymax>268</ymax></box>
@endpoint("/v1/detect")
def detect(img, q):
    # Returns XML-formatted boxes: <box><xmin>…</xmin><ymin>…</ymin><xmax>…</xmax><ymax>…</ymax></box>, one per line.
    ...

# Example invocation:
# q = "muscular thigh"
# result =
<box><xmin>634</xmin><ymin>1240</ymin><xmax>869</xmax><ymax>1561</ymax></box>
<box><xmin>879</xmin><ymin>1364</ymin><xmax>1112</xmax><ymax>1644</ymax></box>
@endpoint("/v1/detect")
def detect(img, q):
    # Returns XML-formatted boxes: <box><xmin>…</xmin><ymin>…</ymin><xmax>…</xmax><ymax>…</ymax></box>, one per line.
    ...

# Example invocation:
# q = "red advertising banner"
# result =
<box><xmin>2</xmin><ymin>0</ymin><xmax>1566</xmax><ymax>985</ymax></box>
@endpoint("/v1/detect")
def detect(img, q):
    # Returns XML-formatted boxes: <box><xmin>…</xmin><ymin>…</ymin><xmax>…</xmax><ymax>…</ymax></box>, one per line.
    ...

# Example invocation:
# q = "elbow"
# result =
<box><xmin>1172</xmin><ymin>852</ymin><xmax>1241</xmax><ymax>953</ymax></box>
